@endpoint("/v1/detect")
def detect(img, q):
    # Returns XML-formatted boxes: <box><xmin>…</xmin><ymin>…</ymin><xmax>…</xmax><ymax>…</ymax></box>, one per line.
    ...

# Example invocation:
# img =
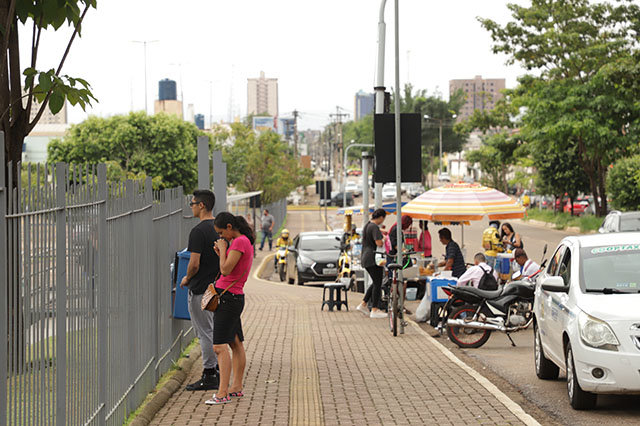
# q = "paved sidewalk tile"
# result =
<box><xmin>150</xmin><ymin>251</ymin><xmax>532</xmax><ymax>425</ymax></box>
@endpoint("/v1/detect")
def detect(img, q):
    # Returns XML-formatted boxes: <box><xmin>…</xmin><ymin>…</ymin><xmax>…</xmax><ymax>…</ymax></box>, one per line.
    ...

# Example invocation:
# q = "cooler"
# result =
<box><xmin>497</xmin><ymin>252</ymin><xmax>514</xmax><ymax>282</ymax></box>
<box><xmin>427</xmin><ymin>276</ymin><xmax>457</xmax><ymax>303</ymax></box>
<box><xmin>172</xmin><ymin>249</ymin><xmax>191</xmax><ymax>320</ymax></box>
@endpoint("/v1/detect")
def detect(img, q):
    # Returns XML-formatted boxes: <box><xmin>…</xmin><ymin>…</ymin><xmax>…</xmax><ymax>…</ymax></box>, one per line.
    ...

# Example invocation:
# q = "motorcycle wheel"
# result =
<box><xmin>278</xmin><ymin>263</ymin><xmax>286</xmax><ymax>282</ymax></box>
<box><xmin>446</xmin><ymin>305</ymin><xmax>492</xmax><ymax>348</ymax></box>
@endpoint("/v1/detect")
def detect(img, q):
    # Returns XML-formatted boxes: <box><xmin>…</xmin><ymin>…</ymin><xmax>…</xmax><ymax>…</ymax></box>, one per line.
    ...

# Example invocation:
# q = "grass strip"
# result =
<box><xmin>524</xmin><ymin>209</ymin><xmax>602</xmax><ymax>233</ymax></box>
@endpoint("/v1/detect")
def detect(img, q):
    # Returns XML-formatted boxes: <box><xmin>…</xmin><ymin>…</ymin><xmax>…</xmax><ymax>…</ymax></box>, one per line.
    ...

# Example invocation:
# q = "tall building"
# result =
<box><xmin>247</xmin><ymin>71</ymin><xmax>278</xmax><ymax>117</ymax></box>
<box><xmin>354</xmin><ymin>90</ymin><xmax>374</xmax><ymax>121</ymax></box>
<box><xmin>27</xmin><ymin>97</ymin><xmax>67</xmax><ymax>124</ymax></box>
<box><xmin>449</xmin><ymin>75</ymin><xmax>505</xmax><ymax>121</ymax></box>
<box><xmin>154</xmin><ymin>78</ymin><xmax>183</xmax><ymax>118</ymax></box>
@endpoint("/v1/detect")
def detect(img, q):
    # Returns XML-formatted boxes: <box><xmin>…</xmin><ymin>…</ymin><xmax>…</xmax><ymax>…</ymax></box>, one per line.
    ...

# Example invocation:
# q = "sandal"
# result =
<box><xmin>205</xmin><ymin>394</ymin><xmax>231</xmax><ymax>405</ymax></box>
<box><xmin>229</xmin><ymin>390</ymin><xmax>244</xmax><ymax>398</ymax></box>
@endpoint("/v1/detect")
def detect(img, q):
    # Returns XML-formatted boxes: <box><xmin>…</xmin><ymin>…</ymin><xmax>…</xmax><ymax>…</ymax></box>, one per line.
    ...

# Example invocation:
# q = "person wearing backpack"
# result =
<box><xmin>456</xmin><ymin>253</ymin><xmax>499</xmax><ymax>289</ymax></box>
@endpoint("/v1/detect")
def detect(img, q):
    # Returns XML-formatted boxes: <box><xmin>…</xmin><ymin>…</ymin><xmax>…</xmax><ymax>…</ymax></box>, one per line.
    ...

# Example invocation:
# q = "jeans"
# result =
<box><xmin>363</xmin><ymin>265</ymin><xmax>383</xmax><ymax>309</ymax></box>
<box><xmin>485</xmin><ymin>255</ymin><xmax>496</xmax><ymax>270</ymax></box>
<box><xmin>187</xmin><ymin>291</ymin><xmax>218</xmax><ymax>369</ymax></box>
<box><xmin>260</xmin><ymin>230</ymin><xmax>273</xmax><ymax>250</ymax></box>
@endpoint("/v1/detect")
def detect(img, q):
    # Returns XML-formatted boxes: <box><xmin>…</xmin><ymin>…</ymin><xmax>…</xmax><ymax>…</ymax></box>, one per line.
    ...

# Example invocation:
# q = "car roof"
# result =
<box><xmin>563</xmin><ymin>231</ymin><xmax>640</xmax><ymax>248</ymax></box>
<box><xmin>298</xmin><ymin>231</ymin><xmax>342</xmax><ymax>238</ymax></box>
<box><xmin>620</xmin><ymin>211</ymin><xmax>640</xmax><ymax>218</ymax></box>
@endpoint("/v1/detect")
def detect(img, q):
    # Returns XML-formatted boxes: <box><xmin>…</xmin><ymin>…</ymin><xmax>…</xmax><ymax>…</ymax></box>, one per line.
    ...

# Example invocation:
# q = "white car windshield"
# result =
<box><xmin>620</xmin><ymin>215</ymin><xmax>640</xmax><ymax>232</ymax></box>
<box><xmin>580</xmin><ymin>245</ymin><xmax>640</xmax><ymax>293</ymax></box>
<box><xmin>300</xmin><ymin>236</ymin><xmax>341</xmax><ymax>251</ymax></box>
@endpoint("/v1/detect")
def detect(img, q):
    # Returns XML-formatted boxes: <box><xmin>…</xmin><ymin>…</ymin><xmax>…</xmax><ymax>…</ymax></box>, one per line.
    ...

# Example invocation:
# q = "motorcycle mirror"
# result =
<box><xmin>287</xmin><ymin>246</ymin><xmax>296</xmax><ymax>252</ymax></box>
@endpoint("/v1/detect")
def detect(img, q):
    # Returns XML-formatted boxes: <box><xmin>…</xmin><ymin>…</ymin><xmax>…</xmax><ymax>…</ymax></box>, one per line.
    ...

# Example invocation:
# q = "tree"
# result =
<box><xmin>47</xmin><ymin>112</ymin><xmax>201</xmax><ymax>191</ymax></box>
<box><xmin>1</xmin><ymin>0</ymin><xmax>98</xmax><ymax>176</ymax></box>
<box><xmin>465</xmin><ymin>132</ymin><xmax>520</xmax><ymax>192</ymax></box>
<box><xmin>341</xmin><ymin>113</ymin><xmax>373</xmax><ymax>164</ymax></box>
<box><xmin>479</xmin><ymin>0</ymin><xmax>640</xmax><ymax>215</ymax></box>
<box><xmin>607</xmin><ymin>155</ymin><xmax>640</xmax><ymax>211</ymax></box>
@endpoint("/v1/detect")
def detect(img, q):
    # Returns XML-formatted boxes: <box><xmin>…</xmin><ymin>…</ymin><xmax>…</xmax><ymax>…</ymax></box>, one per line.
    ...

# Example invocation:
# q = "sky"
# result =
<box><xmin>19</xmin><ymin>0</ymin><xmax>528</xmax><ymax>131</ymax></box>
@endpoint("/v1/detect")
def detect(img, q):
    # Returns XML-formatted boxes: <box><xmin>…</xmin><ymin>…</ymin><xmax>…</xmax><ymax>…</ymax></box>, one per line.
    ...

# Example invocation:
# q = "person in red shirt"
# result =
<box><xmin>416</xmin><ymin>220</ymin><xmax>432</xmax><ymax>257</ymax></box>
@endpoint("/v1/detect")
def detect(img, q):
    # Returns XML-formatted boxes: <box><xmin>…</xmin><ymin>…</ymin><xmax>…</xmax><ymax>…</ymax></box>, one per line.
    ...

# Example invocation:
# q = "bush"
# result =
<box><xmin>607</xmin><ymin>155</ymin><xmax>640</xmax><ymax>211</ymax></box>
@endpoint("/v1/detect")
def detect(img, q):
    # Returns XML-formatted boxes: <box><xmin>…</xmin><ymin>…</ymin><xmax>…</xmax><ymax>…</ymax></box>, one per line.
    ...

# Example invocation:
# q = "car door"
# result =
<box><xmin>546</xmin><ymin>245</ymin><xmax>573</xmax><ymax>363</ymax></box>
<box><xmin>537</xmin><ymin>244</ymin><xmax>566</xmax><ymax>363</ymax></box>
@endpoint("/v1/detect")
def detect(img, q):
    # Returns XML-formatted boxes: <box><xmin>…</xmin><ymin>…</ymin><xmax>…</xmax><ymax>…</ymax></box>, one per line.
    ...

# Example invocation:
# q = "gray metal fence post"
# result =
<box><xmin>0</xmin><ymin>132</ymin><xmax>7</xmax><ymax>424</ymax></box>
<box><xmin>212</xmin><ymin>151</ymin><xmax>227</xmax><ymax>215</ymax></box>
<box><xmin>197</xmin><ymin>136</ymin><xmax>210</xmax><ymax>190</ymax></box>
<box><xmin>55</xmin><ymin>163</ymin><xmax>68</xmax><ymax>425</ymax></box>
<box><xmin>96</xmin><ymin>164</ymin><xmax>107</xmax><ymax>426</ymax></box>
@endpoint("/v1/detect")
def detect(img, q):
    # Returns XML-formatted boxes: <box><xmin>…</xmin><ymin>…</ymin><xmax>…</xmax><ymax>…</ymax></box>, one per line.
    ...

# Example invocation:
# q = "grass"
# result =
<box><xmin>123</xmin><ymin>338</ymin><xmax>198</xmax><ymax>425</ymax></box>
<box><xmin>524</xmin><ymin>208</ymin><xmax>603</xmax><ymax>233</ymax></box>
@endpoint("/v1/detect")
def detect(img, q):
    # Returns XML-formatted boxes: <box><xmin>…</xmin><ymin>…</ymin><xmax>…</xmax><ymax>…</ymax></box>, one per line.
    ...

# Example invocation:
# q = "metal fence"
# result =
<box><xmin>1</xmin><ymin>137</ymin><xmax>198</xmax><ymax>425</ymax></box>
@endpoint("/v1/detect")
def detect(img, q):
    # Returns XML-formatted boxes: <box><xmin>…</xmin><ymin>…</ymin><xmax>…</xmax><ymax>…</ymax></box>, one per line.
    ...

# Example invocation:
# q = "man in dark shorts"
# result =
<box><xmin>355</xmin><ymin>208</ymin><xmax>388</xmax><ymax>318</ymax></box>
<box><xmin>180</xmin><ymin>189</ymin><xmax>220</xmax><ymax>390</ymax></box>
<box><xmin>437</xmin><ymin>227</ymin><xmax>466</xmax><ymax>278</ymax></box>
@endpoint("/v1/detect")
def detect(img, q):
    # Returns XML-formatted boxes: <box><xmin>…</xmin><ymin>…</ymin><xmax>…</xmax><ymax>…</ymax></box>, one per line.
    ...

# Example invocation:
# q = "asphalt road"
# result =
<box><xmin>277</xmin><ymin>207</ymin><xmax>640</xmax><ymax>425</ymax></box>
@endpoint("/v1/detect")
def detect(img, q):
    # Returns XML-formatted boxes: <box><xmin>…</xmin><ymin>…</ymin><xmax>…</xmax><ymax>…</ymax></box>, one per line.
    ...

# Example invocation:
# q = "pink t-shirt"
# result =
<box><xmin>215</xmin><ymin>235</ymin><xmax>254</xmax><ymax>295</ymax></box>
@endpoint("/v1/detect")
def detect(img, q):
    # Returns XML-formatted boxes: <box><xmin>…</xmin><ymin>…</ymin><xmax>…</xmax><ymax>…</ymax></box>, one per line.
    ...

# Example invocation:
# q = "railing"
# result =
<box><xmin>1</xmin><ymin>133</ymin><xmax>198</xmax><ymax>425</ymax></box>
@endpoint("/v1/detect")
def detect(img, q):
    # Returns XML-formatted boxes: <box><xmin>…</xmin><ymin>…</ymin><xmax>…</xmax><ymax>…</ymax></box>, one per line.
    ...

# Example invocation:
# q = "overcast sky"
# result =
<box><xmin>20</xmin><ymin>0</ymin><xmax>528</xmax><ymax>130</ymax></box>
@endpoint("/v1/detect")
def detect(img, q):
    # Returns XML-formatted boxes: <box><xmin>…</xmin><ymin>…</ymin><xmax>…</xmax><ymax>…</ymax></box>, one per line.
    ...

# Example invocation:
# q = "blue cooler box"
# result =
<box><xmin>427</xmin><ymin>277</ymin><xmax>457</xmax><ymax>303</ymax></box>
<box><xmin>172</xmin><ymin>249</ymin><xmax>191</xmax><ymax>320</ymax></box>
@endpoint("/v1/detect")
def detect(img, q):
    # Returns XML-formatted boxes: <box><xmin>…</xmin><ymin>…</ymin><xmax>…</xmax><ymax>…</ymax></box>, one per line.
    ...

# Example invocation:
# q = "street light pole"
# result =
<box><xmin>438</xmin><ymin>119</ymin><xmax>443</xmax><ymax>176</ymax></box>
<box><xmin>132</xmin><ymin>40</ymin><xmax>158</xmax><ymax>114</ymax></box>
<box><xmin>343</xmin><ymin>142</ymin><xmax>374</xmax><ymax>207</ymax></box>
<box><xmin>374</xmin><ymin>0</ymin><xmax>388</xmax><ymax>209</ymax></box>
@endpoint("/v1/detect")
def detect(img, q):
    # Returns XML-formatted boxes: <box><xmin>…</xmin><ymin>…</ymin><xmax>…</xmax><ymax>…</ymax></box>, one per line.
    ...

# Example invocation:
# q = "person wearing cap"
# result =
<box><xmin>513</xmin><ymin>248</ymin><xmax>540</xmax><ymax>279</ymax></box>
<box><xmin>481</xmin><ymin>220</ymin><xmax>503</xmax><ymax>269</ymax></box>
<box><xmin>274</xmin><ymin>229</ymin><xmax>291</xmax><ymax>268</ymax></box>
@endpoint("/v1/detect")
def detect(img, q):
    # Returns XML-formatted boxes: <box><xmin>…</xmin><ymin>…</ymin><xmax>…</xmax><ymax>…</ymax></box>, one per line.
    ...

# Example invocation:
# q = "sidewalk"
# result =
<box><xmin>149</xmin><ymin>246</ymin><xmax>538</xmax><ymax>426</ymax></box>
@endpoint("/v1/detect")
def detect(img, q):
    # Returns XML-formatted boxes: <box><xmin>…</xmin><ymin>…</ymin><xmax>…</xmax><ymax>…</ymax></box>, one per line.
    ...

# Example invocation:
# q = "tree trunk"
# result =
<box><xmin>596</xmin><ymin>164</ymin><xmax>608</xmax><ymax>216</ymax></box>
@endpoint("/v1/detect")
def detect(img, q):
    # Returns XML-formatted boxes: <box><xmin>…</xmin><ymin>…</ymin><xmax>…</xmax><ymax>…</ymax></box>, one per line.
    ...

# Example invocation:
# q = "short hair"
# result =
<box><xmin>474</xmin><ymin>253</ymin><xmax>486</xmax><ymax>263</ymax></box>
<box><xmin>438</xmin><ymin>228</ymin><xmax>452</xmax><ymax>240</ymax></box>
<box><xmin>263</xmin><ymin>209</ymin><xmax>269</xmax><ymax>213</ymax></box>
<box><xmin>371</xmin><ymin>208</ymin><xmax>387</xmax><ymax>219</ymax></box>
<box><xmin>192</xmin><ymin>189</ymin><xmax>215</xmax><ymax>211</ymax></box>
<box><xmin>513</xmin><ymin>248</ymin><xmax>527</xmax><ymax>259</ymax></box>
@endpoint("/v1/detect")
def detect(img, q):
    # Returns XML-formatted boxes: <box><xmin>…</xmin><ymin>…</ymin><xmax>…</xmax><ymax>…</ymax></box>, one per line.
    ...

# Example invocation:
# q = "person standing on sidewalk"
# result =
<box><xmin>180</xmin><ymin>190</ymin><xmax>220</xmax><ymax>391</ymax></box>
<box><xmin>356</xmin><ymin>208</ymin><xmax>387</xmax><ymax>319</ymax></box>
<box><xmin>207</xmin><ymin>212</ymin><xmax>255</xmax><ymax>405</ymax></box>
<box><xmin>258</xmin><ymin>209</ymin><xmax>275</xmax><ymax>251</ymax></box>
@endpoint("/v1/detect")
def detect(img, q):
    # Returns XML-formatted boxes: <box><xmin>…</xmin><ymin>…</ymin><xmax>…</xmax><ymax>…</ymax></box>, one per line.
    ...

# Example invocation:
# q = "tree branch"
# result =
<box><xmin>28</xmin><ymin>2</ymin><xmax>91</xmax><ymax>133</ymax></box>
<box><xmin>0</xmin><ymin>0</ymin><xmax>16</xmax><ymax>82</ymax></box>
<box><xmin>25</xmin><ymin>15</ymin><xmax>43</xmax><ymax>119</ymax></box>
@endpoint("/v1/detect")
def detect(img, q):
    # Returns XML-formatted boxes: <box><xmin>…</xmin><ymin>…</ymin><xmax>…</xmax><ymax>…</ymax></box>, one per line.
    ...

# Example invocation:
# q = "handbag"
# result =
<box><xmin>201</xmin><ymin>268</ymin><xmax>248</xmax><ymax>312</ymax></box>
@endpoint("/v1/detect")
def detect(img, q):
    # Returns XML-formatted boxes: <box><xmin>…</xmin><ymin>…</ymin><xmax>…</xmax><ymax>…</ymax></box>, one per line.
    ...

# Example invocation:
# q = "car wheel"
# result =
<box><xmin>287</xmin><ymin>265</ymin><xmax>295</xmax><ymax>284</ymax></box>
<box><xmin>294</xmin><ymin>266</ymin><xmax>305</xmax><ymax>286</ymax></box>
<box><xmin>566</xmin><ymin>342</ymin><xmax>597</xmax><ymax>410</ymax></box>
<box><xmin>534</xmin><ymin>323</ymin><xmax>559</xmax><ymax>380</ymax></box>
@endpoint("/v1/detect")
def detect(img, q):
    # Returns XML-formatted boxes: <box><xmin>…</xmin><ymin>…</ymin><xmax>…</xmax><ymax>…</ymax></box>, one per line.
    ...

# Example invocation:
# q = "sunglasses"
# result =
<box><xmin>189</xmin><ymin>200</ymin><xmax>201</xmax><ymax>206</ymax></box>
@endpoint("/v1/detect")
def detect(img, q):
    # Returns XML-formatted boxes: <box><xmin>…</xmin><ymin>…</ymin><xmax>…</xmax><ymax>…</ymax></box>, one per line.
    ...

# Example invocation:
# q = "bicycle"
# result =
<box><xmin>386</xmin><ymin>252</ymin><xmax>417</xmax><ymax>336</ymax></box>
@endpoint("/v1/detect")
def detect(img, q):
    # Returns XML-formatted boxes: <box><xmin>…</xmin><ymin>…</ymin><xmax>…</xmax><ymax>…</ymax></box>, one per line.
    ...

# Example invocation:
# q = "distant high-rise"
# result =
<box><xmin>449</xmin><ymin>75</ymin><xmax>505</xmax><ymax>121</ymax></box>
<box><xmin>154</xmin><ymin>78</ymin><xmax>182</xmax><ymax>118</ymax></box>
<box><xmin>26</xmin><ymin>97</ymin><xmax>67</xmax><ymax>125</ymax></box>
<box><xmin>247</xmin><ymin>71</ymin><xmax>278</xmax><ymax>117</ymax></box>
<box><xmin>159</xmin><ymin>78</ymin><xmax>177</xmax><ymax>101</ymax></box>
<box><xmin>194</xmin><ymin>114</ymin><xmax>205</xmax><ymax>130</ymax></box>
<box><xmin>354</xmin><ymin>90</ymin><xmax>374</xmax><ymax>121</ymax></box>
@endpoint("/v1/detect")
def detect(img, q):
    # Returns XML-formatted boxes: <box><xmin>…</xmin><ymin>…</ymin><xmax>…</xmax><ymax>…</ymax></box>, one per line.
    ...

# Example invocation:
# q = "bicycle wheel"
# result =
<box><xmin>388</xmin><ymin>282</ymin><xmax>398</xmax><ymax>336</ymax></box>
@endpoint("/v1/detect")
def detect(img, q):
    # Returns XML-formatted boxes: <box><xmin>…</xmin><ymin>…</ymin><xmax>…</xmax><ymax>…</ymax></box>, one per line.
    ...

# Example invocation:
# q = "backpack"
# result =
<box><xmin>478</xmin><ymin>266</ymin><xmax>498</xmax><ymax>290</ymax></box>
<box><xmin>482</xmin><ymin>227</ymin><xmax>497</xmax><ymax>250</ymax></box>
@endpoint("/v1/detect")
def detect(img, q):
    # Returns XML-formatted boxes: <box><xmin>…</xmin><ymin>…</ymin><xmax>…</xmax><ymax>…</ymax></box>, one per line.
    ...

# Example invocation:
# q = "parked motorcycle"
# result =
<box><xmin>275</xmin><ymin>246</ymin><xmax>288</xmax><ymax>281</ymax></box>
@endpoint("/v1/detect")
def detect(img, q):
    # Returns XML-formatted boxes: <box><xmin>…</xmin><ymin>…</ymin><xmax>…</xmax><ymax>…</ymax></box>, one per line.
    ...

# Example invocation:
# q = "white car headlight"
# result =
<box><xmin>578</xmin><ymin>311</ymin><xmax>619</xmax><ymax>351</ymax></box>
<box><xmin>298</xmin><ymin>254</ymin><xmax>314</xmax><ymax>267</ymax></box>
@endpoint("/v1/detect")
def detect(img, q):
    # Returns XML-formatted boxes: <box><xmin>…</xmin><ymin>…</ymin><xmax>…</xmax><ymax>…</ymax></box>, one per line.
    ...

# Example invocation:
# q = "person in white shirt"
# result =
<box><xmin>457</xmin><ymin>253</ymin><xmax>498</xmax><ymax>288</ymax></box>
<box><xmin>513</xmin><ymin>248</ymin><xmax>540</xmax><ymax>279</ymax></box>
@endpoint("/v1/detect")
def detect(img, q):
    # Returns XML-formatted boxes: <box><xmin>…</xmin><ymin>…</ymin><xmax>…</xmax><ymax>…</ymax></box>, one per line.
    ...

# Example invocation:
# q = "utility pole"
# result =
<box><xmin>132</xmin><ymin>40</ymin><xmax>159</xmax><ymax>114</ymax></box>
<box><xmin>293</xmin><ymin>109</ymin><xmax>299</xmax><ymax>157</ymax></box>
<box><xmin>330</xmin><ymin>106</ymin><xmax>349</xmax><ymax>188</ymax></box>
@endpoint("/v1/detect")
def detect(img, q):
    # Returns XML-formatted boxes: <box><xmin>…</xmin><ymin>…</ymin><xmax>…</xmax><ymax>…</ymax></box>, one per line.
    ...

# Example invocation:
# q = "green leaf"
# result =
<box><xmin>39</xmin><ymin>72</ymin><xmax>52</xmax><ymax>93</ymax></box>
<box><xmin>49</xmin><ymin>91</ymin><xmax>65</xmax><ymax>115</ymax></box>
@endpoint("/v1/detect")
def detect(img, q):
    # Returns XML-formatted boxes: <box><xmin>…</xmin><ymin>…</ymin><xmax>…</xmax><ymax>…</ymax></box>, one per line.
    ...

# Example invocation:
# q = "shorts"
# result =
<box><xmin>213</xmin><ymin>288</ymin><xmax>245</xmax><ymax>345</ymax></box>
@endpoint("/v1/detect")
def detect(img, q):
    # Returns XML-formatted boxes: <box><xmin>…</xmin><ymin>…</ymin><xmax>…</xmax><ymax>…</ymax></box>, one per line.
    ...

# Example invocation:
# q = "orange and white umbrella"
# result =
<box><xmin>403</xmin><ymin>182</ymin><xmax>525</xmax><ymax>222</ymax></box>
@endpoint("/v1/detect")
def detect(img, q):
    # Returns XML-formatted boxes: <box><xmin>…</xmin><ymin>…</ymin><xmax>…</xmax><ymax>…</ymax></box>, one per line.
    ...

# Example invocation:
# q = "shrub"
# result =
<box><xmin>607</xmin><ymin>155</ymin><xmax>640</xmax><ymax>211</ymax></box>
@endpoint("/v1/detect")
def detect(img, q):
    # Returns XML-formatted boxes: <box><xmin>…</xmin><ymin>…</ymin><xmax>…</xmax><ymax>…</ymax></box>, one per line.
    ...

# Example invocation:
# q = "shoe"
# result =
<box><xmin>186</xmin><ymin>374</ymin><xmax>219</xmax><ymax>391</ymax></box>
<box><xmin>403</xmin><ymin>308</ymin><xmax>413</xmax><ymax>315</ymax></box>
<box><xmin>205</xmin><ymin>394</ymin><xmax>232</xmax><ymax>405</ymax></box>
<box><xmin>370</xmin><ymin>311</ymin><xmax>387</xmax><ymax>319</ymax></box>
<box><xmin>229</xmin><ymin>390</ymin><xmax>244</xmax><ymax>398</ymax></box>
<box><xmin>356</xmin><ymin>304</ymin><xmax>369</xmax><ymax>315</ymax></box>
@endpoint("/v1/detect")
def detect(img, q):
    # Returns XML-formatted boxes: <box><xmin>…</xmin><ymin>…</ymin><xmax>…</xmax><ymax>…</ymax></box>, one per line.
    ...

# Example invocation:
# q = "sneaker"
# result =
<box><xmin>186</xmin><ymin>374</ymin><xmax>219</xmax><ymax>391</ymax></box>
<box><xmin>370</xmin><ymin>310</ymin><xmax>387</xmax><ymax>319</ymax></box>
<box><xmin>205</xmin><ymin>394</ymin><xmax>232</xmax><ymax>405</ymax></box>
<box><xmin>356</xmin><ymin>304</ymin><xmax>369</xmax><ymax>315</ymax></box>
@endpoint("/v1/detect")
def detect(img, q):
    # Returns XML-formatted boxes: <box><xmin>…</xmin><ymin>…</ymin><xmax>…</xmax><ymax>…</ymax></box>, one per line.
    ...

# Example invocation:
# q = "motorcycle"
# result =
<box><xmin>275</xmin><ymin>246</ymin><xmax>288</xmax><ymax>282</ymax></box>
<box><xmin>438</xmin><ymin>245</ymin><xmax>548</xmax><ymax>349</ymax></box>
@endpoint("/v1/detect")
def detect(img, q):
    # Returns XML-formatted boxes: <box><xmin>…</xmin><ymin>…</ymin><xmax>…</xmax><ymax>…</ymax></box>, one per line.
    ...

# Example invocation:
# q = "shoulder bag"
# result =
<box><xmin>201</xmin><ymin>268</ymin><xmax>248</xmax><ymax>312</ymax></box>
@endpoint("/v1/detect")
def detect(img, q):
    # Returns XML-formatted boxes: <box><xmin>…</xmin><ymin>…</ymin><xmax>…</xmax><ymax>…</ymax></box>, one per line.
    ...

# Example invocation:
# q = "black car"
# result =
<box><xmin>286</xmin><ymin>231</ymin><xmax>342</xmax><ymax>285</ymax></box>
<box><xmin>331</xmin><ymin>192</ymin><xmax>354</xmax><ymax>207</ymax></box>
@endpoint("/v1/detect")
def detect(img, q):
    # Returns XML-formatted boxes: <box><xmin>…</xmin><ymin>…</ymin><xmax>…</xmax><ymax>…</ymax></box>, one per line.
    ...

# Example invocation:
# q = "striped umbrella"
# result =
<box><xmin>403</xmin><ymin>182</ymin><xmax>525</xmax><ymax>221</ymax></box>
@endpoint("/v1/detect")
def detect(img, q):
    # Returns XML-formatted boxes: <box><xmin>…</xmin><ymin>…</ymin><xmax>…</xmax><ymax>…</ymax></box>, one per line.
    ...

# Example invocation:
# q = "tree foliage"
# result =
<box><xmin>47</xmin><ymin>112</ymin><xmax>201</xmax><ymax>191</ymax></box>
<box><xmin>1</xmin><ymin>0</ymin><xmax>98</xmax><ymax>169</ymax></box>
<box><xmin>479</xmin><ymin>0</ymin><xmax>640</xmax><ymax>216</ymax></box>
<box><xmin>465</xmin><ymin>132</ymin><xmax>520</xmax><ymax>192</ymax></box>
<box><xmin>607</xmin><ymin>155</ymin><xmax>640</xmax><ymax>211</ymax></box>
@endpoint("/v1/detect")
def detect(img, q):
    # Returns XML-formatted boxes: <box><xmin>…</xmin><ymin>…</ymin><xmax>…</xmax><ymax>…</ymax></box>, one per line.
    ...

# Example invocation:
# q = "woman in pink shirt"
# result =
<box><xmin>417</xmin><ymin>220</ymin><xmax>432</xmax><ymax>257</ymax></box>
<box><xmin>206</xmin><ymin>212</ymin><xmax>255</xmax><ymax>405</ymax></box>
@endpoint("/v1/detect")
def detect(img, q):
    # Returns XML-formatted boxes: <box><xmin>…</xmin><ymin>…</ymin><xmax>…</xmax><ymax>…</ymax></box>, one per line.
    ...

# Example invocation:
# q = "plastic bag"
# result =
<box><xmin>415</xmin><ymin>292</ymin><xmax>431</xmax><ymax>323</ymax></box>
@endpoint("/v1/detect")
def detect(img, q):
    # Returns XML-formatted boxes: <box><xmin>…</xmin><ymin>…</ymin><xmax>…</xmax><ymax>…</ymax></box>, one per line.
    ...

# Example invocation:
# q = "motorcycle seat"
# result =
<box><xmin>454</xmin><ymin>286</ymin><xmax>503</xmax><ymax>299</ymax></box>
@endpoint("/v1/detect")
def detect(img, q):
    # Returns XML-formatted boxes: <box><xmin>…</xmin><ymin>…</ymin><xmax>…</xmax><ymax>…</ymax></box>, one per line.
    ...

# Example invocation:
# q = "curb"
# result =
<box><xmin>129</xmin><ymin>344</ymin><xmax>202</xmax><ymax>426</ymax></box>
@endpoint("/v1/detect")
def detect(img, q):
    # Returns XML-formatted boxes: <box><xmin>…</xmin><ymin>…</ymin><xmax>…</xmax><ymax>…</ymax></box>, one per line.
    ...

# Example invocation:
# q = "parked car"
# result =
<box><xmin>328</xmin><ymin>192</ymin><xmax>354</xmax><ymax>207</ymax></box>
<box><xmin>598</xmin><ymin>210</ymin><xmax>640</xmax><ymax>233</ymax></box>
<box><xmin>533</xmin><ymin>233</ymin><xmax>640</xmax><ymax>410</ymax></box>
<box><xmin>438</xmin><ymin>172</ymin><xmax>451</xmax><ymax>182</ymax></box>
<box><xmin>563</xmin><ymin>197</ymin><xmax>590</xmax><ymax>215</ymax></box>
<box><xmin>347</xmin><ymin>169</ymin><xmax>362</xmax><ymax>176</ymax></box>
<box><xmin>406</xmin><ymin>183</ymin><xmax>425</xmax><ymax>198</ymax></box>
<box><xmin>381</xmin><ymin>183</ymin><xmax>397</xmax><ymax>201</ymax></box>
<box><xmin>286</xmin><ymin>231</ymin><xmax>343</xmax><ymax>285</ymax></box>
<box><xmin>344</xmin><ymin>181</ymin><xmax>361</xmax><ymax>196</ymax></box>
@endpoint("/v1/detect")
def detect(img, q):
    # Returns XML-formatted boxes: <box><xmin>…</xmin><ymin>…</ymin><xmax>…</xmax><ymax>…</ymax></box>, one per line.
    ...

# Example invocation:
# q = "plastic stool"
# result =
<box><xmin>322</xmin><ymin>282</ymin><xmax>349</xmax><ymax>312</ymax></box>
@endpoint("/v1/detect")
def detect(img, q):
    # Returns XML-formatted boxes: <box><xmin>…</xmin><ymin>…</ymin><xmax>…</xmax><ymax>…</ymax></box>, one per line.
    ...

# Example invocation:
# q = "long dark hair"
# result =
<box><xmin>214</xmin><ymin>212</ymin><xmax>255</xmax><ymax>245</ymax></box>
<box><xmin>501</xmin><ymin>222</ymin><xmax>515</xmax><ymax>239</ymax></box>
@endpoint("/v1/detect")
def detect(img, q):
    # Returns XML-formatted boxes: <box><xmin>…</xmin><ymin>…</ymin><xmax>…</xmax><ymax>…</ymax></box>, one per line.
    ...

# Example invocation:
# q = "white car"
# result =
<box><xmin>533</xmin><ymin>233</ymin><xmax>640</xmax><ymax>410</ymax></box>
<box><xmin>438</xmin><ymin>172</ymin><xmax>451</xmax><ymax>182</ymax></box>
<box><xmin>344</xmin><ymin>181</ymin><xmax>361</xmax><ymax>196</ymax></box>
<box><xmin>382</xmin><ymin>183</ymin><xmax>397</xmax><ymax>201</ymax></box>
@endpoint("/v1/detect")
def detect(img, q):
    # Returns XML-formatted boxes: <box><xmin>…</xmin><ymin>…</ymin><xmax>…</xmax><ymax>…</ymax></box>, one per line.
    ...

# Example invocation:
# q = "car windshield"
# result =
<box><xmin>580</xmin><ymin>245</ymin><xmax>640</xmax><ymax>293</ymax></box>
<box><xmin>620</xmin><ymin>215</ymin><xmax>640</xmax><ymax>232</ymax></box>
<box><xmin>300</xmin><ymin>236</ymin><xmax>341</xmax><ymax>251</ymax></box>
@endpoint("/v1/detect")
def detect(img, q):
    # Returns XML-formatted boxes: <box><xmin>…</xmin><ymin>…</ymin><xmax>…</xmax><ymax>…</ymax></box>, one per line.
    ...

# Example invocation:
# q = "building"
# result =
<box><xmin>154</xmin><ymin>78</ymin><xmax>183</xmax><ymax>118</ymax></box>
<box><xmin>22</xmin><ymin>123</ymin><xmax>70</xmax><ymax>163</ymax></box>
<box><xmin>354</xmin><ymin>90</ymin><xmax>374</xmax><ymax>121</ymax></box>
<box><xmin>194</xmin><ymin>114</ymin><xmax>205</xmax><ymax>130</ymax></box>
<box><xmin>27</xmin><ymin>97</ymin><xmax>67</xmax><ymax>125</ymax></box>
<box><xmin>449</xmin><ymin>75</ymin><xmax>505</xmax><ymax>121</ymax></box>
<box><xmin>247</xmin><ymin>71</ymin><xmax>278</xmax><ymax>117</ymax></box>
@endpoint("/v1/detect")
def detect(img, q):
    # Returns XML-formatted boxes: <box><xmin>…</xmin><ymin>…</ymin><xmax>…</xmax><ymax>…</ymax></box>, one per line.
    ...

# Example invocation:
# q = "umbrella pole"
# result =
<box><xmin>461</xmin><ymin>223</ymin><xmax>464</xmax><ymax>249</ymax></box>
